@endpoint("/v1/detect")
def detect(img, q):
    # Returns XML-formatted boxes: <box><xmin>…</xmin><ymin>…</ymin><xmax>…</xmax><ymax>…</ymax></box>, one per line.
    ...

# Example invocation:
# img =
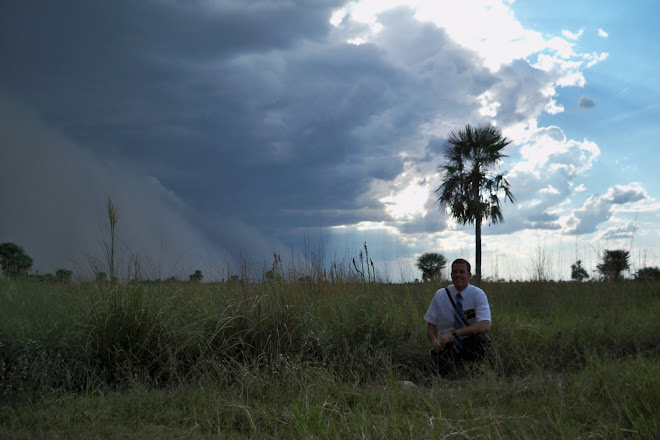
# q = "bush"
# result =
<box><xmin>0</xmin><ymin>242</ymin><xmax>33</xmax><ymax>277</ymax></box>
<box><xmin>636</xmin><ymin>266</ymin><xmax>660</xmax><ymax>281</ymax></box>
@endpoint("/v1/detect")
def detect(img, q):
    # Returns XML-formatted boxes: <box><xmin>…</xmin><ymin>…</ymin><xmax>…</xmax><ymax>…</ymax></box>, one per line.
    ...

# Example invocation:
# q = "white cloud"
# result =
<box><xmin>545</xmin><ymin>98</ymin><xmax>565</xmax><ymax>115</ymax></box>
<box><xmin>613</xmin><ymin>202</ymin><xmax>660</xmax><ymax>214</ymax></box>
<box><xmin>564</xmin><ymin>184</ymin><xmax>649</xmax><ymax>234</ymax></box>
<box><xmin>540</xmin><ymin>185</ymin><xmax>560</xmax><ymax>195</ymax></box>
<box><xmin>585</xmin><ymin>51</ymin><xmax>609</xmax><ymax>67</ymax></box>
<box><xmin>562</xmin><ymin>29</ymin><xmax>583</xmax><ymax>40</ymax></box>
<box><xmin>478</xmin><ymin>122</ymin><xmax>603</xmax><ymax>234</ymax></box>
<box><xmin>603</xmin><ymin>184</ymin><xmax>648</xmax><ymax>204</ymax></box>
<box><xmin>600</xmin><ymin>221</ymin><xmax>636</xmax><ymax>240</ymax></box>
<box><xmin>330</xmin><ymin>8</ymin><xmax>348</xmax><ymax>26</ymax></box>
<box><xmin>379</xmin><ymin>175</ymin><xmax>430</xmax><ymax>220</ymax></box>
<box><xmin>334</xmin><ymin>0</ymin><xmax>595</xmax><ymax>74</ymax></box>
<box><xmin>332</xmin><ymin>1</ymin><xmax>609</xmax><ymax>131</ymax></box>
<box><xmin>533</xmin><ymin>54</ymin><xmax>585</xmax><ymax>87</ymax></box>
<box><xmin>512</xmin><ymin>125</ymin><xmax>600</xmax><ymax>177</ymax></box>
<box><xmin>477</xmin><ymin>91</ymin><xmax>501</xmax><ymax>117</ymax></box>
<box><xmin>598</xmin><ymin>28</ymin><xmax>609</xmax><ymax>38</ymax></box>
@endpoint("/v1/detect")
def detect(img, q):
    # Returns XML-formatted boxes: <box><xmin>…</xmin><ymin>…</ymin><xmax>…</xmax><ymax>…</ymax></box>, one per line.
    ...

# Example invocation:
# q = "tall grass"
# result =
<box><xmin>1</xmin><ymin>276</ymin><xmax>658</xmax><ymax>438</ymax></box>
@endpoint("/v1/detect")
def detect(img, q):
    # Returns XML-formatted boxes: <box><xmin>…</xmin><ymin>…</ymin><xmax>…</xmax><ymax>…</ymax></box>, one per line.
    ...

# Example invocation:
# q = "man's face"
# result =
<box><xmin>451</xmin><ymin>262</ymin><xmax>471</xmax><ymax>291</ymax></box>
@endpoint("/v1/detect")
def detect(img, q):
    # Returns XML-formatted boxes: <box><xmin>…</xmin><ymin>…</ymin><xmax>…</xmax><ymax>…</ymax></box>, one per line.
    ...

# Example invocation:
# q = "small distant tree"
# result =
<box><xmin>635</xmin><ymin>266</ymin><xmax>660</xmax><ymax>281</ymax></box>
<box><xmin>96</xmin><ymin>272</ymin><xmax>107</xmax><ymax>282</ymax></box>
<box><xmin>55</xmin><ymin>269</ymin><xmax>73</xmax><ymax>283</ymax></box>
<box><xmin>189</xmin><ymin>270</ymin><xmax>203</xmax><ymax>283</ymax></box>
<box><xmin>265</xmin><ymin>253</ymin><xmax>283</xmax><ymax>283</ymax></box>
<box><xmin>0</xmin><ymin>242</ymin><xmax>34</xmax><ymax>277</ymax></box>
<box><xmin>416</xmin><ymin>252</ymin><xmax>447</xmax><ymax>282</ymax></box>
<box><xmin>597</xmin><ymin>249</ymin><xmax>629</xmax><ymax>281</ymax></box>
<box><xmin>570</xmin><ymin>260</ymin><xmax>589</xmax><ymax>282</ymax></box>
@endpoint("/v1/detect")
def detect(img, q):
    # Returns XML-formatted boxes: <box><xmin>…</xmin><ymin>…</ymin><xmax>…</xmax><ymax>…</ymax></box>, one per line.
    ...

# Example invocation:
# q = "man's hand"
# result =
<box><xmin>428</xmin><ymin>322</ymin><xmax>455</xmax><ymax>351</ymax></box>
<box><xmin>427</xmin><ymin>320</ymin><xmax>492</xmax><ymax>352</ymax></box>
<box><xmin>435</xmin><ymin>332</ymin><xmax>455</xmax><ymax>351</ymax></box>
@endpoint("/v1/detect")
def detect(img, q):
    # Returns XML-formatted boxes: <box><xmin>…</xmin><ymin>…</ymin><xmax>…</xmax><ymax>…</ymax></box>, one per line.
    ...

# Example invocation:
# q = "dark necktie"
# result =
<box><xmin>453</xmin><ymin>292</ymin><xmax>464</xmax><ymax>329</ymax></box>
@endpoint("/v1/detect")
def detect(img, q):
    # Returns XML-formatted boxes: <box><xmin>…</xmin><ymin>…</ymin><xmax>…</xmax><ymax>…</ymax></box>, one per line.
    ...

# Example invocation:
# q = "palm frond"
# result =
<box><xmin>436</xmin><ymin>124</ymin><xmax>515</xmax><ymax>226</ymax></box>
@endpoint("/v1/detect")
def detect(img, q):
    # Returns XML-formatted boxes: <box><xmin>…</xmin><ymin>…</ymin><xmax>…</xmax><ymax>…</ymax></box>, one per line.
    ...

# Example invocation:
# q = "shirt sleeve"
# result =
<box><xmin>423</xmin><ymin>291</ymin><xmax>439</xmax><ymax>325</ymax></box>
<box><xmin>473</xmin><ymin>287</ymin><xmax>492</xmax><ymax>323</ymax></box>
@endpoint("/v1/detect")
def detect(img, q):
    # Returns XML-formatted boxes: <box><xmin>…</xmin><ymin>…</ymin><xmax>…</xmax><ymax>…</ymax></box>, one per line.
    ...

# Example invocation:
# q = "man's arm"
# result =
<box><xmin>454</xmin><ymin>320</ymin><xmax>491</xmax><ymax>338</ymax></box>
<box><xmin>427</xmin><ymin>323</ymin><xmax>443</xmax><ymax>352</ymax></box>
<box><xmin>432</xmin><ymin>320</ymin><xmax>491</xmax><ymax>351</ymax></box>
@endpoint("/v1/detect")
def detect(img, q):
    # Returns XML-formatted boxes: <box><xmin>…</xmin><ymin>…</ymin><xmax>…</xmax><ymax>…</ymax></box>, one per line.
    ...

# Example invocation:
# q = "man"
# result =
<box><xmin>423</xmin><ymin>258</ymin><xmax>491</xmax><ymax>376</ymax></box>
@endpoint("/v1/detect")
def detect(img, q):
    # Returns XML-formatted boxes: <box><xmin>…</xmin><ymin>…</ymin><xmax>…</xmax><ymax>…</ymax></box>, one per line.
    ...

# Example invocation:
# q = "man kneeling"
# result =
<box><xmin>423</xmin><ymin>258</ymin><xmax>491</xmax><ymax>377</ymax></box>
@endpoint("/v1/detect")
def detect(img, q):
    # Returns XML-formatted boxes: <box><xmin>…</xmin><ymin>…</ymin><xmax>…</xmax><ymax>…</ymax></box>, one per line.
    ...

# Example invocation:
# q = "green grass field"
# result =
<box><xmin>1</xmin><ymin>277</ymin><xmax>658</xmax><ymax>439</ymax></box>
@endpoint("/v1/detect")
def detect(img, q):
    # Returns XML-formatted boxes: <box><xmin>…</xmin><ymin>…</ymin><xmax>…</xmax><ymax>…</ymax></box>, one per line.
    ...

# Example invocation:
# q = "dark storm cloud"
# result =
<box><xmin>1</xmin><ymin>2</ymin><xmax>486</xmax><ymax>212</ymax></box>
<box><xmin>1</xmin><ymin>0</ymin><xmax>571</xmax><ymax>277</ymax></box>
<box><xmin>1</xmin><ymin>0</ymin><xmax>417</xmax><ymax>268</ymax></box>
<box><xmin>0</xmin><ymin>0</ymin><xmax>343</xmax><ymax>153</ymax></box>
<box><xmin>0</xmin><ymin>0</ymin><xmax>349</xmax><ymax>272</ymax></box>
<box><xmin>0</xmin><ymin>2</ymin><xmax>375</xmax><ymax>204</ymax></box>
<box><xmin>0</xmin><ymin>97</ymin><xmax>230</xmax><ymax>277</ymax></box>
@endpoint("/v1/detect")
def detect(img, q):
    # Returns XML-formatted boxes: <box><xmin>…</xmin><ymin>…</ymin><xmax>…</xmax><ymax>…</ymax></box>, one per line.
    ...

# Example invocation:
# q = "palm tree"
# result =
<box><xmin>416</xmin><ymin>252</ymin><xmax>447</xmax><ymax>282</ymax></box>
<box><xmin>571</xmin><ymin>260</ymin><xmax>589</xmax><ymax>282</ymax></box>
<box><xmin>597</xmin><ymin>249</ymin><xmax>629</xmax><ymax>281</ymax></box>
<box><xmin>435</xmin><ymin>124</ymin><xmax>515</xmax><ymax>282</ymax></box>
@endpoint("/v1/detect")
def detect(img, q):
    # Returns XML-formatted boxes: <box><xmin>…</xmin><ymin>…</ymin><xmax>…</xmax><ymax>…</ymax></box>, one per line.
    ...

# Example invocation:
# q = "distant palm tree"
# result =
<box><xmin>416</xmin><ymin>252</ymin><xmax>447</xmax><ymax>282</ymax></box>
<box><xmin>189</xmin><ymin>269</ymin><xmax>203</xmax><ymax>283</ymax></box>
<box><xmin>597</xmin><ymin>249</ymin><xmax>629</xmax><ymax>281</ymax></box>
<box><xmin>571</xmin><ymin>260</ymin><xmax>589</xmax><ymax>282</ymax></box>
<box><xmin>435</xmin><ymin>124</ymin><xmax>515</xmax><ymax>281</ymax></box>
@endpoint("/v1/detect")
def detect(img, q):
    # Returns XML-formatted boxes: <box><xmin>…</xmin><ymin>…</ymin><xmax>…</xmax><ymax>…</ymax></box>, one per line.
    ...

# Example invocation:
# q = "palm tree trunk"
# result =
<box><xmin>475</xmin><ymin>216</ymin><xmax>482</xmax><ymax>283</ymax></box>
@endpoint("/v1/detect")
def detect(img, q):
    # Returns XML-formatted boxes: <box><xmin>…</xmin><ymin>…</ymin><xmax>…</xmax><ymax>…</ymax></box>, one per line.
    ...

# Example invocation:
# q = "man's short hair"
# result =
<box><xmin>452</xmin><ymin>258</ymin><xmax>471</xmax><ymax>273</ymax></box>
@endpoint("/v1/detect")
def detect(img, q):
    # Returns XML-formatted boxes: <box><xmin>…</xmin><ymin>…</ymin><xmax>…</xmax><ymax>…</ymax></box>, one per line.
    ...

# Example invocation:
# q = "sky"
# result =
<box><xmin>1</xmin><ymin>0</ymin><xmax>659</xmax><ymax>282</ymax></box>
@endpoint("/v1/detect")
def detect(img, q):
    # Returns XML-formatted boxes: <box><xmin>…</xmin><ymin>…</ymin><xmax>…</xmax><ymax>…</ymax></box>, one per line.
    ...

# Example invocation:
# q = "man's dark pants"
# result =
<box><xmin>430</xmin><ymin>335</ymin><xmax>489</xmax><ymax>377</ymax></box>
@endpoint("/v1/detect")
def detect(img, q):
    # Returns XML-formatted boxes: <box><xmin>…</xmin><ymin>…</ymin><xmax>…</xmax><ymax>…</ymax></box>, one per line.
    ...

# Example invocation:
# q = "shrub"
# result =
<box><xmin>0</xmin><ymin>242</ymin><xmax>33</xmax><ymax>277</ymax></box>
<box><xmin>636</xmin><ymin>266</ymin><xmax>660</xmax><ymax>281</ymax></box>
